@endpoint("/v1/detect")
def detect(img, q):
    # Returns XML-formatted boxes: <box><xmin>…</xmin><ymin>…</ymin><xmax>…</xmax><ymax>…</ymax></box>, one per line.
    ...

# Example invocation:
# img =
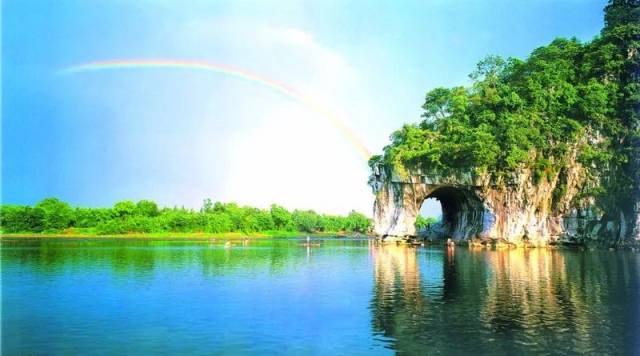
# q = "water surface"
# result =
<box><xmin>3</xmin><ymin>238</ymin><xmax>639</xmax><ymax>354</ymax></box>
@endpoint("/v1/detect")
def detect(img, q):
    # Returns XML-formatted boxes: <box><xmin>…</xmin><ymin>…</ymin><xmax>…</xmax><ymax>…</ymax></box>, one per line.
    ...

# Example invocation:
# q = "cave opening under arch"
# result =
<box><xmin>418</xmin><ymin>186</ymin><xmax>489</xmax><ymax>241</ymax></box>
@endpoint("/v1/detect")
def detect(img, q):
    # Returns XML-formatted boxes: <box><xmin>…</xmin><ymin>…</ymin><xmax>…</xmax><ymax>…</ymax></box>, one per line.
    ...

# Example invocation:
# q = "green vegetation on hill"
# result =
<box><xmin>370</xmin><ymin>1</ymin><xmax>639</xmax><ymax>210</ymax></box>
<box><xmin>0</xmin><ymin>197</ymin><xmax>371</xmax><ymax>236</ymax></box>
<box><xmin>415</xmin><ymin>215</ymin><xmax>438</xmax><ymax>230</ymax></box>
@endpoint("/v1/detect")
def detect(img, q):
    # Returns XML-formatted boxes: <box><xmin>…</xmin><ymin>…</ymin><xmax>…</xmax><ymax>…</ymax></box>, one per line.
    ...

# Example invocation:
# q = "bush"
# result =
<box><xmin>96</xmin><ymin>220</ymin><xmax>128</xmax><ymax>235</ymax></box>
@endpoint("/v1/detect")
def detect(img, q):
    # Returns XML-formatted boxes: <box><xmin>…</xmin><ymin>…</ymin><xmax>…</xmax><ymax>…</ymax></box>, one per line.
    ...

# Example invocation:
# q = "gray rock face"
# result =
<box><xmin>370</xmin><ymin>168</ymin><xmax>490</xmax><ymax>241</ymax></box>
<box><xmin>369</xmin><ymin>162</ymin><xmax>635</xmax><ymax>246</ymax></box>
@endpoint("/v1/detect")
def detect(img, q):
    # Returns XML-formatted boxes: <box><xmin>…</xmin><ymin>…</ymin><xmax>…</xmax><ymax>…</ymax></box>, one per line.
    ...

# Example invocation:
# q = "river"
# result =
<box><xmin>2</xmin><ymin>238</ymin><xmax>639</xmax><ymax>354</ymax></box>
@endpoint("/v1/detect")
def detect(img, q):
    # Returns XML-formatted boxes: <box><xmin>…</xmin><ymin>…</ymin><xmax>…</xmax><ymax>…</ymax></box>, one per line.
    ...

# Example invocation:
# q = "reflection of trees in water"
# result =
<box><xmin>2</xmin><ymin>239</ymin><xmax>374</xmax><ymax>280</ymax></box>
<box><xmin>3</xmin><ymin>239</ymin><xmax>638</xmax><ymax>353</ymax></box>
<box><xmin>370</xmin><ymin>245</ymin><xmax>640</xmax><ymax>354</ymax></box>
<box><xmin>480</xmin><ymin>249</ymin><xmax>569</xmax><ymax>349</ymax></box>
<box><xmin>0</xmin><ymin>239</ymin><xmax>314</xmax><ymax>278</ymax></box>
<box><xmin>370</xmin><ymin>244</ymin><xmax>427</xmax><ymax>345</ymax></box>
<box><xmin>480</xmin><ymin>249</ymin><xmax>638</xmax><ymax>354</ymax></box>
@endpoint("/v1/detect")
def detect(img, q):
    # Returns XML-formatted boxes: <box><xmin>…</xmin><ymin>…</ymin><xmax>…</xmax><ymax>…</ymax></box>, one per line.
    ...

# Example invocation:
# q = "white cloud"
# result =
<box><xmin>221</xmin><ymin>107</ymin><xmax>372</xmax><ymax>215</ymax></box>
<box><xmin>160</xmin><ymin>17</ymin><xmax>373</xmax><ymax>214</ymax></box>
<box><xmin>176</xmin><ymin>19</ymin><xmax>354</xmax><ymax>90</ymax></box>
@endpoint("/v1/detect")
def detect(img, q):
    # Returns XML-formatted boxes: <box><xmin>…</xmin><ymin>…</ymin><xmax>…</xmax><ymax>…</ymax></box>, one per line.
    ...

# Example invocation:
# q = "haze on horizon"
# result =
<box><xmin>2</xmin><ymin>0</ymin><xmax>606</xmax><ymax>216</ymax></box>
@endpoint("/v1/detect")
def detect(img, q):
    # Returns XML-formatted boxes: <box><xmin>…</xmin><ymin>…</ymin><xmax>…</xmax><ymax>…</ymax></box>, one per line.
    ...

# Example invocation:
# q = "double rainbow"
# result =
<box><xmin>57</xmin><ymin>59</ymin><xmax>371</xmax><ymax>160</ymax></box>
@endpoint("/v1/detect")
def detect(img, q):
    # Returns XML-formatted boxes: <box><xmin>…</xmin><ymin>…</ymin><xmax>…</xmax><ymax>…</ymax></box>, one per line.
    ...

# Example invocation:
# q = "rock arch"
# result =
<box><xmin>368</xmin><ymin>163</ymin><xmax>583</xmax><ymax>245</ymax></box>
<box><xmin>369</xmin><ymin>162</ymin><xmax>637</xmax><ymax>245</ymax></box>
<box><xmin>369</xmin><ymin>167</ymin><xmax>494</xmax><ymax>241</ymax></box>
<box><xmin>427</xmin><ymin>186</ymin><xmax>490</xmax><ymax>240</ymax></box>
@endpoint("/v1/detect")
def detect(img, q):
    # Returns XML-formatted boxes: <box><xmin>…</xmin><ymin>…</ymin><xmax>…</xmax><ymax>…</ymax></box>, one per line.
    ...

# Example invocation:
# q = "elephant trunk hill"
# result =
<box><xmin>369</xmin><ymin>1</ymin><xmax>640</xmax><ymax>247</ymax></box>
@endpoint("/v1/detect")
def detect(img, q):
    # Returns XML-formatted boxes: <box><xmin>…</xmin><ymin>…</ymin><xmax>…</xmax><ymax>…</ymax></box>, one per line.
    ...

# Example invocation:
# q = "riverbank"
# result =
<box><xmin>0</xmin><ymin>229</ymin><xmax>369</xmax><ymax>240</ymax></box>
<box><xmin>382</xmin><ymin>236</ymin><xmax>640</xmax><ymax>251</ymax></box>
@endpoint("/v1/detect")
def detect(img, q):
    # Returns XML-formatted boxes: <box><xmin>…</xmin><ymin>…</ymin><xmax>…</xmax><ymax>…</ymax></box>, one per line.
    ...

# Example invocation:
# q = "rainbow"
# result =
<box><xmin>57</xmin><ymin>59</ymin><xmax>371</xmax><ymax>160</ymax></box>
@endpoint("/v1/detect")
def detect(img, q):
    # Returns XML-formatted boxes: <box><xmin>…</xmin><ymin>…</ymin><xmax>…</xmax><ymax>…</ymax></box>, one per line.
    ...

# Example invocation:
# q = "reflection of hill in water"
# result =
<box><xmin>3</xmin><ymin>238</ymin><xmax>638</xmax><ymax>353</ymax></box>
<box><xmin>370</xmin><ymin>245</ymin><xmax>640</xmax><ymax>354</ymax></box>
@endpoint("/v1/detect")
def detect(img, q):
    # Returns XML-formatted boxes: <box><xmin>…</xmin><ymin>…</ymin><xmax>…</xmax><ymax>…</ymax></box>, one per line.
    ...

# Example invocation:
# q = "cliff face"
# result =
<box><xmin>369</xmin><ymin>157</ymin><xmax>634</xmax><ymax>246</ymax></box>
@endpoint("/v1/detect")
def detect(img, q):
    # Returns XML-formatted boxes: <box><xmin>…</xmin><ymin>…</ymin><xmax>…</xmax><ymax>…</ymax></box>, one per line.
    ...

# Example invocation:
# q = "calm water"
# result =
<box><xmin>2</xmin><ymin>238</ymin><xmax>640</xmax><ymax>355</ymax></box>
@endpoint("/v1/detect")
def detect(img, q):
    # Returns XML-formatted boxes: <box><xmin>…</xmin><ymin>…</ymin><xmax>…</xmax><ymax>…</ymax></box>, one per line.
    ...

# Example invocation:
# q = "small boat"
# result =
<box><xmin>301</xmin><ymin>236</ymin><xmax>321</xmax><ymax>247</ymax></box>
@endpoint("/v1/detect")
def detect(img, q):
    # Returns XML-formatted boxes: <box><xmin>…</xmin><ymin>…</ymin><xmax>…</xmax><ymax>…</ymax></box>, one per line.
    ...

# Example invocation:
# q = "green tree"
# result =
<box><xmin>415</xmin><ymin>216</ymin><xmax>438</xmax><ymax>230</ymax></box>
<box><xmin>35</xmin><ymin>198</ymin><xmax>73</xmax><ymax>231</ymax></box>
<box><xmin>318</xmin><ymin>214</ymin><xmax>345</xmax><ymax>232</ymax></box>
<box><xmin>2</xmin><ymin>198</ymin><xmax>372</xmax><ymax>237</ymax></box>
<box><xmin>206</xmin><ymin>212</ymin><xmax>233</xmax><ymax>233</ymax></box>
<box><xmin>135</xmin><ymin>200</ymin><xmax>159</xmax><ymax>217</ymax></box>
<box><xmin>0</xmin><ymin>206</ymin><xmax>44</xmax><ymax>232</ymax></box>
<box><xmin>604</xmin><ymin>0</ymin><xmax>640</xmax><ymax>31</ymax></box>
<box><xmin>95</xmin><ymin>220</ymin><xmax>127</xmax><ymax>235</ymax></box>
<box><xmin>421</xmin><ymin>87</ymin><xmax>452</xmax><ymax>122</ymax></box>
<box><xmin>344</xmin><ymin>210</ymin><xmax>371</xmax><ymax>233</ymax></box>
<box><xmin>255</xmin><ymin>210</ymin><xmax>275</xmax><ymax>231</ymax></box>
<box><xmin>292</xmin><ymin>210</ymin><xmax>320</xmax><ymax>233</ymax></box>
<box><xmin>113</xmin><ymin>200</ymin><xmax>136</xmax><ymax>218</ymax></box>
<box><xmin>270</xmin><ymin>204</ymin><xmax>293</xmax><ymax>230</ymax></box>
<box><xmin>74</xmin><ymin>207</ymin><xmax>114</xmax><ymax>228</ymax></box>
<box><xmin>163</xmin><ymin>210</ymin><xmax>191</xmax><ymax>232</ymax></box>
<box><xmin>201</xmin><ymin>198</ymin><xmax>214</xmax><ymax>213</ymax></box>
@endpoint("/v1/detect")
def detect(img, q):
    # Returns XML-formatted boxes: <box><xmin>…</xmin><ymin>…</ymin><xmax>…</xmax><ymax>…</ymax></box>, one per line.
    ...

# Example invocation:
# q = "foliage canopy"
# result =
<box><xmin>0</xmin><ymin>198</ymin><xmax>371</xmax><ymax>235</ymax></box>
<box><xmin>372</xmin><ymin>0</ymin><xmax>639</xmax><ymax>208</ymax></box>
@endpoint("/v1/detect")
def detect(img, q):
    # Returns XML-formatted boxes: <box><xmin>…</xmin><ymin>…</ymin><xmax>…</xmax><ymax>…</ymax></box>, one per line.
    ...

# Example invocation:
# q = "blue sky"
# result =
<box><xmin>3</xmin><ymin>0</ymin><xmax>607</xmax><ymax>216</ymax></box>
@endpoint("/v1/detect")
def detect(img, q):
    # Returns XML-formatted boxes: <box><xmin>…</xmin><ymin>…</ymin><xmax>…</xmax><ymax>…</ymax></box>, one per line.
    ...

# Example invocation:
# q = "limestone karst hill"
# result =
<box><xmin>369</xmin><ymin>1</ymin><xmax>640</xmax><ymax>246</ymax></box>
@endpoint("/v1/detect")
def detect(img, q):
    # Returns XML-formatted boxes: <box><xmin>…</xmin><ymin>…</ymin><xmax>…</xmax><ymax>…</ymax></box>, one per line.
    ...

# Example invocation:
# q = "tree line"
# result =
<box><xmin>0</xmin><ymin>198</ymin><xmax>372</xmax><ymax>235</ymax></box>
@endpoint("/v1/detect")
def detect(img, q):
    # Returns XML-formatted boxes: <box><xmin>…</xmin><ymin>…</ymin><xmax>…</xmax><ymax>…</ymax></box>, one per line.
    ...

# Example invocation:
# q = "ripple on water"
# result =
<box><xmin>2</xmin><ymin>239</ymin><xmax>638</xmax><ymax>355</ymax></box>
